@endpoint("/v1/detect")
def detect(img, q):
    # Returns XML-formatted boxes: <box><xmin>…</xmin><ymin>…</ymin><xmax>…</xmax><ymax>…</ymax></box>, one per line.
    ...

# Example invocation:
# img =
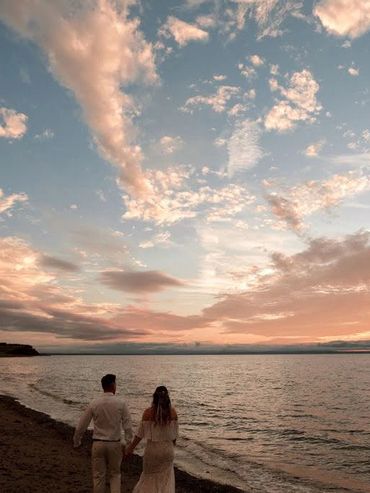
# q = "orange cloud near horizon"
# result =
<box><xmin>1</xmin><ymin>230</ymin><xmax>369</xmax><ymax>349</ymax></box>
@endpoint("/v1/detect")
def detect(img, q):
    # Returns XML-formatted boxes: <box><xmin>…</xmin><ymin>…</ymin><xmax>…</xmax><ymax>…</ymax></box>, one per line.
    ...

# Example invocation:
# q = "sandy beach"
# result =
<box><xmin>0</xmin><ymin>395</ymin><xmax>244</xmax><ymax>493</ymax></box>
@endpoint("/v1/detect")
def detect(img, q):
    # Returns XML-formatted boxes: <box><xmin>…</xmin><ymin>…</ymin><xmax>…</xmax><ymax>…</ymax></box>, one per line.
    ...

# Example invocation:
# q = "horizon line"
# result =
<box><xmin>40</xmin><ymin>349</ymin><xmax>370</xmax><ymax>356</ymax></box>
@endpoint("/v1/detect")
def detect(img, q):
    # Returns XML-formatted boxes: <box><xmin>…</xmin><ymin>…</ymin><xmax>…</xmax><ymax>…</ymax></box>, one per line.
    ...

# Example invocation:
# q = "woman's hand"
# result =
<box><xmin>124</xmin><ymin>434</ymin><xmax>142</xmax><ymax>459</ymax></box>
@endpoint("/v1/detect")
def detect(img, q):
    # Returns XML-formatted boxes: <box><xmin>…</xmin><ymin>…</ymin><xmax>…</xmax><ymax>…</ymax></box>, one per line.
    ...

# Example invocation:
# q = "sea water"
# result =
<box><xmin>0</xmin><ymin>354</ymin><xmax>369</xmax><ymax>492</ymax></box>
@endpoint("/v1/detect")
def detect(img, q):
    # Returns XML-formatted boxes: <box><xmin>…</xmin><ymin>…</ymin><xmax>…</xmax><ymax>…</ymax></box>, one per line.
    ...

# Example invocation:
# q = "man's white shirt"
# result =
<box><xmin>73</xmin><ymin>392</ymin><xmax>133</xmax><ymax>447</ymax></box>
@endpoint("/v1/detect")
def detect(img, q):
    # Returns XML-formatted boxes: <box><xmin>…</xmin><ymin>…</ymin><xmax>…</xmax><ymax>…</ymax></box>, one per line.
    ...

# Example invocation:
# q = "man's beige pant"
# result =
<box><xmin>92</xmin><ymin>441</ymin><xmax>122</xmax><ymax>493</ymax></box>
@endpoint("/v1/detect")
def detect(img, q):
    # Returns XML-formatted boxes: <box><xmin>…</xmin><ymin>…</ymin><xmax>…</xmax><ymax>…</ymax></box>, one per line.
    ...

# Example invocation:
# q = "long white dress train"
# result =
<box><xmin>133</xmin><ymin>419</ymin><xmax>178</xmax><ymax>493</ymax></box>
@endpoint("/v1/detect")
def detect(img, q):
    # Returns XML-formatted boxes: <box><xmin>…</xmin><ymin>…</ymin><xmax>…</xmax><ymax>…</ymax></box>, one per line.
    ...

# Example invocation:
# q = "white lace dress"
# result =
<box><xmin>133</xmin><ymin>419</ymin><xmax>178</xmax><ymax>493</ymax></box>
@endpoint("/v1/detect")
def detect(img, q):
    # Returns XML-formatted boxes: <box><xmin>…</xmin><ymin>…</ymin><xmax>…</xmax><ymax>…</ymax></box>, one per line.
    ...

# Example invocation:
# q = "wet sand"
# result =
<box><xmin>0</xmin><ymin>395</ymin><xmax>245</xmax><ymax>493</ymax></box>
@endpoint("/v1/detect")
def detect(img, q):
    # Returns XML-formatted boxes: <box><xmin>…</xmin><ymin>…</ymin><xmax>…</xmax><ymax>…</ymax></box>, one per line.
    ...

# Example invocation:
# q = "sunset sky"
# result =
<box><xmin>0</xmin><ymin>0</ymin><xmax>369</xmax><ymax>351</ymax></box>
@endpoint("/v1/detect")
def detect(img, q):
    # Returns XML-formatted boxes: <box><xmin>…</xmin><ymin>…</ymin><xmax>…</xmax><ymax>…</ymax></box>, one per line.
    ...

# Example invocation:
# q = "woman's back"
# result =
<box><xmin>139</xmin><ymin>406</ymin><xmax>178</xmax><ymax>442</ymax></box>
<box><xmin>142</xmin><ymin>406</ymin><xmax>177</xmax><ymax>422</ymax></box>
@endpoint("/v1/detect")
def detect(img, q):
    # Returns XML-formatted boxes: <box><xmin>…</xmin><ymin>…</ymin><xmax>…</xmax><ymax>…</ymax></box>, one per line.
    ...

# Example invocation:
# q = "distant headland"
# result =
<box><xmin>0</xmin><ymin>343</ymin><xmax>39</xmax><ymax>357</ymax></box>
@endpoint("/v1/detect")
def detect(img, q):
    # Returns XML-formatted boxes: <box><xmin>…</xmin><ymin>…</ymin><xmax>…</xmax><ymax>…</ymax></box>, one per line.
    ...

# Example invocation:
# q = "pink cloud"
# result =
<box><xmin>225</xmin><ymin>0</ymin><xmax>303</xmax><ymax>39</ymax></box>
<box><xmin>0</xmin><ymin>236</ymin><xmax>210</xmax><ymax>344</ymax></box>
<box><xmin>265</xmin><ymin>171</ymin><xmax>370</xmax><ymax>231</ymax></box>
<box><xmin>122</xmin><ymin>166</ymin><xmax>255</xmax><ymax>224</ymax></box>
<box><xmin>100</xmin><ymin>269</ymin><xmax>185</xmax><ymax>293</ymax></box>
<box><xmin>304</xmin><ymin>140</ymin><xmax>326</xmax><ymax>157</ymax></box>
<box><xmin>183</xmin><ymin>85</ymin><xmax>240</xmax><ymax>113</ymax></box>
<box><xmin>314</xmin><ymin>0</ymin><xmax>370</xmax><ymax>38</ymax></box>
<box><xmin>204</xmin><ymin>231</ymin><xmax>370</xmax><ymax>340</ymax></box>
<box><xmin>159</xmin><ymin>135</ymin><xmax>184</xmax><ymax>155</ymax></box>
<box><xmin>160</xmin><ymin>16</ymin><xmax>209</xmax><ymax>46</ymax></box>
<box><xmin>0</xmin><ymin>0</ymin><xmax>157</xmax><ymax>197</ymax></box>
<box><xmin>111</xmin><ymin>307</ymin><xmax>212</xmax><ymax>333</ymax></box>
<box><xmin>0</xmin><ymin>189</ymin><xmax>28</xmax><ymax>215</ymax></box>
<box><xmin>40</xmin><ymin>255</ymin><xmax>80</xmax><ymax>272</ymax></box>
<box><xmin>265</xmin><ymin>70</ymin><xmax>322</xmax><ymax>132</ymax></box>
<box><xmin>1</xmin><ymin>232</ymin><xmax>370</xmax><ymax>346</ymax></box>
<box><xmin>0</xmin><ymin>107</ymin><xmax>28</xmax><ymax>139</ymax></box>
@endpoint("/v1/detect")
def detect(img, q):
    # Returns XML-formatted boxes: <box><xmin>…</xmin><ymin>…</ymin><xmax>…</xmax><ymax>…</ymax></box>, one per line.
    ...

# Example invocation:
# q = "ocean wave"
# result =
<box><xmin>28</xmin><ymin>383</ymin><xmax>82</xmax><ymax>407</ymax></box>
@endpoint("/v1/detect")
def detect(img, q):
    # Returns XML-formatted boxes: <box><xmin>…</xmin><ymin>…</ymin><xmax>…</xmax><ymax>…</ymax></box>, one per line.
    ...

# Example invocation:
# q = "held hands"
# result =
<box><xmin>123</xmin><ymin>435</ymin><xmax>141</xmax><ymax>459</ymax></box>
<box><xmin>123</xmin><ymin>443</ymin><xmax>134</xmax><ymax>460</ymax></box>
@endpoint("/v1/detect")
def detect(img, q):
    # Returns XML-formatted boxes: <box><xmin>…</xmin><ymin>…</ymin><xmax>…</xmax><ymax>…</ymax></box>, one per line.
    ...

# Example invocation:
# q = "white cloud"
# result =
<box><xmin>196</xmin><ymin>223</ymin><xmax>290</xmax><ymax>295</ymax></box>
<box><xmin>266</xmin><ymin>171</ymin><xmax>370</xmax><ymax>231</ymax></box>
<box><xmin>139</xmin><ymin>231</ymin><xmax>172</xmax><ymax>249</ymax></box>
<box><xmin>0</xmin><ymin>107</ymin><xmax>28</xmax><ymax>139</ymax></box>
<box><xmin>270</xmin><ymin>64</ymin><xmax>279</xmax><ymax>75</ymax></box>
<box><xmin>238</xmin><ymin>64</ymin><xmax>257</xmax><ymax>79</ymax></box>
<box><xmin>247</xmin><ymin>89</ymin><xmax>256</xmax><ymax>99</ymax></box>
<box><xmin>226</xmin><ymin>0</ymin><xmax>303</xmax><ymax>39</ymax></box>
<box><xmin>96</xmin><ymin>190</ymin><xmax>107</xmax><ymax>202</ymax></box>
<box><xmin>160</xmin><ymin>16</ymin><xmax>209</xmax><ymax>46</ymax></box>
<box><xmin>0</xmin><ymin>189</ymin><xmax>28</xmax><ymax>215</ymax></box>
<box><xmin>228</xmin><ymin>103</ymin><xmax>248</xmax><ymax>117</ymax></box>
<box><xmin>348</xmin><ymin>67</ymin><xmax>360</xmax><ymax>76</ymax></box>
<box><xmin>265</xmin><ymin>70</ymin><xmax>322</xmax><ymax>132</ymax></box>
<box><xmin>304</xmin><ymin>140</ymin><xmax>325</xmax><ymax>157</ymax></box>
<box><xmin>213</xmin><ymin>74</ymin><xmax>227</xmax><ymax>81</ymax></box>
<box><xmin>159</xmin><ymin>135</ymin><xmax>183</xmax><ymax>155</ymax></box>
<box><xmin>183</xmin><ymin>85</ymin><xmax>240</xmax><ymax>113</ymax></box>
<box><xmin>269</xmin><ymin>77</ymin><xmax>279</xmax><ymax>91</ymax></box>
<box><xmin>265</xmin><ymin>102</ymin><xmax>310</xmax><ymax>132</ymax></box>
<box><xmin>122</xmin><ymin>166</ymin><xmax>255</xmax><ymax>225</ymax></box>
<box><xmin>314</xmin><ymin>0</ymin><xmax>370</xmax><ymax>38</ymax></box>
<box><xmin>0</xmin><ymin>0</ymin><xmax>157</xmax><ymax>197</ymax></box>
<box><xmin>362</xmin><ymin>130</ymin><xmax>370</xmax><ymax>142</ymax></box>
<box><xmin>227</xmin><ymin>121</ymin><xmax>263</xmax><ymax>177</ymax></box>
<box><xmin>185</xmin><ymin>0</ymin><xmax>210</xmax><ymax>6</ymax></box>
<box><xmin>196</xmin><ymin>14</ymin><xmax>217</xmax><ymax>29</ymax></box>
<box><xmin>329</xmin><ymin>152</ymin><xmax>370</xmax><ymax>167</ymax></box>
<box><xmin>250</xmin><ymin>54</ymin><xmax>264</xmax><ymax>66</ymax></box>
<box><xmin>340</xmin><ymin>129</ymin><xmax>370</xmax><ymax>153</ymax></box>
<box><xmin>35</xmin><ymin>128</ymin><xmax>54</xmax><ymax>140</ymax></box>
<box><xmin>214</xmin><ymin>137</ymin><xmax>227</xmax><ymax>148</ymax></box>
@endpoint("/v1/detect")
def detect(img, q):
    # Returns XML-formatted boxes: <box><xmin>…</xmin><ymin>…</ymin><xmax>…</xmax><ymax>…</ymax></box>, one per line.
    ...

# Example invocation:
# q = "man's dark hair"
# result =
<box><xmin>101</xmin><ymin>373</ymin><xmax>116</xmax><ymax>390</ymax></box>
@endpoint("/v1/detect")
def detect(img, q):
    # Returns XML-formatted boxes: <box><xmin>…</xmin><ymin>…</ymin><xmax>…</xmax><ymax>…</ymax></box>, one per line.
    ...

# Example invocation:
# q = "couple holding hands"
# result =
<box><xmin>73</xmin><ymin>374</ymin><xmax>178</xmax><ymax>493</ymax></box>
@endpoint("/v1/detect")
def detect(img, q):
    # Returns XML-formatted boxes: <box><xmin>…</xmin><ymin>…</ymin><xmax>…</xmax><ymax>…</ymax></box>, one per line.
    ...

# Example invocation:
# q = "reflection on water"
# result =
<box><xmin>1</xmin><ymin>354</ymin><xmax>370</xmax><ymax>492</ymax></box>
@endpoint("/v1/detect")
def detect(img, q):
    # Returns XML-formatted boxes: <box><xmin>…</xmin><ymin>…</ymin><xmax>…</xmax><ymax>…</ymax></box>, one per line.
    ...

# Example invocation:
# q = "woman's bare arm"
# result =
<box><xmin>125</xmin><ymin>434</ymin><xmax>142</xmax><ymax>456</ymax></box>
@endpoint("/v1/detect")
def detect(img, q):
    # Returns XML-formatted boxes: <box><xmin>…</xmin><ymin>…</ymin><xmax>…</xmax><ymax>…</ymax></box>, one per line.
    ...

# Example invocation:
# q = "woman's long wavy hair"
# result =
<box><xmin>152</xmin><ymin>385</ymin><xmax>171</xmax><ymax>425</ymax></box>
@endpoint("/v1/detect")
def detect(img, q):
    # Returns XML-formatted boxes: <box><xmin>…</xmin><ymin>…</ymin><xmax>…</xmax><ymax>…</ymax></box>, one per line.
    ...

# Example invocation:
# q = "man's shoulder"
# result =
<box><xmin>90</xmin><ymin>394</ymin><xmax>115</xmax><ymax>405</ymax></box>
<box><xmin>89</xmin><ymin>395</ymin><xmax>103</xmax><ymax>407</ymax></box>
<box><xmin>89</xmin><ymin>394</ymin><xmax>128</xmax><ymax>409</ymax></box>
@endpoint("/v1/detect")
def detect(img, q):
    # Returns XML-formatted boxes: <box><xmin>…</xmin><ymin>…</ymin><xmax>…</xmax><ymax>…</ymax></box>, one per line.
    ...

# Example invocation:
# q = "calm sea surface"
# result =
<box><xmin>0</xmin><ymin>354</ymin><xmax>370</xmax><ymax>492</ymax></box>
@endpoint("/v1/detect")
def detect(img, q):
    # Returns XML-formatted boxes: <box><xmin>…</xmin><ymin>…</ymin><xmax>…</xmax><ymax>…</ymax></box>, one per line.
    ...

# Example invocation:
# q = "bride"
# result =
<box><xmin>125</xmin><ymin>386</ymin><xmax>178</xmax><ymax>493</ymax></box>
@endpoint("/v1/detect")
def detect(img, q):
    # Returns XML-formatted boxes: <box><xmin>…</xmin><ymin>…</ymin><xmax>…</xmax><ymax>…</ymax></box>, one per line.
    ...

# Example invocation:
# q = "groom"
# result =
<box><xmin>73</xmin><ymin>374</ymin><xmax>133</xmax><ymax>493</ymax></box>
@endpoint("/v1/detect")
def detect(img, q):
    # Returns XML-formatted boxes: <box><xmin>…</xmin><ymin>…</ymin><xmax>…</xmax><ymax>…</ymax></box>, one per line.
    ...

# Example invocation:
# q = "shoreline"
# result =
<box><xmin>0</xmin><ymin>395</ymin><xmax>245</xmax><ymax>493</ymax></box>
